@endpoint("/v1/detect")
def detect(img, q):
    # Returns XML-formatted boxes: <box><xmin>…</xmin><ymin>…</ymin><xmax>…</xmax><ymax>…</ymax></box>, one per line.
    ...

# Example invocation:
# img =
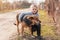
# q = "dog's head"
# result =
<box><xmin>24</xmin><ymin>15</ymin><xmax>39</xmax><ymax>26</ymax></box>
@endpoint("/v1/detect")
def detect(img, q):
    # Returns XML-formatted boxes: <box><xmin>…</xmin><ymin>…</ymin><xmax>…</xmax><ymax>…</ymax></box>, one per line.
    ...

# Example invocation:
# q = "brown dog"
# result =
<box><xmin>14</xmin><ymin>13</ymin><xmax>40</xmax><ymax>36</ymax></box>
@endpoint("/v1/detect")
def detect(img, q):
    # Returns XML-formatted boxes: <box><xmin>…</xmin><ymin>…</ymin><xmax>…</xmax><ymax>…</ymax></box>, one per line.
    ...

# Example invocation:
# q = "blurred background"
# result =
<box><xmin>0</xmin><ymin>0</ymin><xmax>60</xmax><ymax>40</ymax></box>
<box><xmin>0</xmin><ymin>0</ymin><xmax>45</xmax><ymax>12</ymax></box>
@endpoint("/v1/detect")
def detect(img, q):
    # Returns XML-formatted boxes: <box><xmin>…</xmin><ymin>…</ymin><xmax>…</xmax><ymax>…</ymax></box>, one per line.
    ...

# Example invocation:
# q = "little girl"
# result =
<box><xmin>15</xmin><ymin>4</ymin><xmax>41</xmax><ymax>39</ymax></box>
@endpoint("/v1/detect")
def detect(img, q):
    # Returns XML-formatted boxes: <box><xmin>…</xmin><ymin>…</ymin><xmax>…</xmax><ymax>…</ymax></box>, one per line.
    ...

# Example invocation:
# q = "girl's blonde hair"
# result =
<box><xmin>30</xmin><ymin>4</ymin><xmax>38</xmax><ymax>8</ymax></box>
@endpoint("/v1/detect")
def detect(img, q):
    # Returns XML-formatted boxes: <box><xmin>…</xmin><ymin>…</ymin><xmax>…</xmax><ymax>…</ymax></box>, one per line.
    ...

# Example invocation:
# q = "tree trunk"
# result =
<box><xmin>45</xmin><ymin>0</ymin><xmax>60</xmax><ymax>36</ymax></box>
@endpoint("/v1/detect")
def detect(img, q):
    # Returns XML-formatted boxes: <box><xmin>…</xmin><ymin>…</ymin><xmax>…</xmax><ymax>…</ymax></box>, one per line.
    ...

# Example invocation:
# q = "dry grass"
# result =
<box><xmin>0</xmin><ymin>8</ymin><xmax>23</xmax><ymax>13</ymax></box>
<box><xmin>38</xmin><ymin>10</ymin><xmax>60</xmax><ymax>40</ymax></box>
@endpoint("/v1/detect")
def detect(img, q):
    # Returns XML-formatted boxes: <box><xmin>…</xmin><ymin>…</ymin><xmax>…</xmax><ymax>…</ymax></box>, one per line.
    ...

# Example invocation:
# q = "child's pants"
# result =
<box><xmin>31</xmin><ymin>23</ymin><xmax>41</xmax><ymax>36</ymax></box>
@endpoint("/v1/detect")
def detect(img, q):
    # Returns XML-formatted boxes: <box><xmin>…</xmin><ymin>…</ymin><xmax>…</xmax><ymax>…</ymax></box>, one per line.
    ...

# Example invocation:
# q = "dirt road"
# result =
<box><xmin>0</xmin><ymin>9</ymin><xmax>29</xmax><ymax>40</ymax></box>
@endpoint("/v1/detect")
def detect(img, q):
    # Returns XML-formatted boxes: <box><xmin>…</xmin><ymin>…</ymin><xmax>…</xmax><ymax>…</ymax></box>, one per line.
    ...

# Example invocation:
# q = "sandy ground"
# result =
<box><xmin>0</xmin><ymin>9</ymin><xmax>30</xmax><ymax>40</ymax></box>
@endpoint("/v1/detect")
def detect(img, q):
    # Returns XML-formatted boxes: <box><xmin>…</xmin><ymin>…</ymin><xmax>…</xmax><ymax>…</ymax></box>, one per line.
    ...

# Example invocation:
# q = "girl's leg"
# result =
<box><xmin>36</xmin><ymin>23</ymin><xmax>41</xmax><ymax>36</ymax></box>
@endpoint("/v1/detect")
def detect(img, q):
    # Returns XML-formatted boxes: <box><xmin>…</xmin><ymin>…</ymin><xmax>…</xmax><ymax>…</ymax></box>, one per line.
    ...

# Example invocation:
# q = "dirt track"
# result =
<box><xmin>0</xmin><ymin>9</ymin><xmax>29</xmax><ymax>40</ymax></box>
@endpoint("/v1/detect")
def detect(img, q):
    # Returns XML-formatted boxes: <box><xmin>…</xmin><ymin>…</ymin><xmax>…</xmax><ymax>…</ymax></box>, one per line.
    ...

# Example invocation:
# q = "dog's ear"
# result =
<box><xmin>29</xmin><ymin>17</ymin><xmax>34</xmax><ymax>20</ymax></box>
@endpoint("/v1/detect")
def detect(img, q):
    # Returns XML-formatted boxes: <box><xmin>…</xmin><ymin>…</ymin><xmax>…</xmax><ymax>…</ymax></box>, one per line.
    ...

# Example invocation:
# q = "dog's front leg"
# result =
<box><xmin>29</xmin><ymin>27</ymin><xmax>33</xmax><ymax>36</ymax></box>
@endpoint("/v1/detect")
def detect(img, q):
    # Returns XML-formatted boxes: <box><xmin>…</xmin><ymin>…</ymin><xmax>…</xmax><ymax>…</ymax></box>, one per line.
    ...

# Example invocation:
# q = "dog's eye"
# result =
<box><xmin>30</xmin><ymin>17</ymin><xmax>34</xmax><ymax>19</ymax></box>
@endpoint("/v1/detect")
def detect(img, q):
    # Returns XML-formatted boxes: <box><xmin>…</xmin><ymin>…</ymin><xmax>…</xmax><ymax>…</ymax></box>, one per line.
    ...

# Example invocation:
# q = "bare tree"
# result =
<box><xmin>45</xmin><ymin>0</ymin><xmax>60</xmax><ymax>36</ymax></box>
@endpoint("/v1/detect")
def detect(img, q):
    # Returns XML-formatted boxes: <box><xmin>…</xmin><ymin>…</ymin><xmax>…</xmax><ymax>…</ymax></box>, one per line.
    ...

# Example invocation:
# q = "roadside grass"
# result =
<box><xmin>0</xmin><ymin>8</ymin><xmax>23</xmax><ymax>13</ymax></box>
<box><xmin>0</xmin><ymin>9</ymin><xmax>16</xmax><ymax>13</ymax></box>
<box><xmin>38</xmin><ymin>10</ymin><xmax>55</xmax><ymax>36</ymax></box>
<box><xmin>38</xmin><ymin>10</ymin><xmax>59</xmax><ymax>40</ymax></box>
<box><xmin>0</xmin><ymin>8</ymin><xmax>29</xmax><ymax>13</ymax></box>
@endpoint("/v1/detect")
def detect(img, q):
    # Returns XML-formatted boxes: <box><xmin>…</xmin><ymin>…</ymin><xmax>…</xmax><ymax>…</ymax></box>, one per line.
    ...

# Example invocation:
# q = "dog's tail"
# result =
<box><xmin>14</xmin><ymin>13</ymin><xmax>19</xmax><ymax>25</ymax></box>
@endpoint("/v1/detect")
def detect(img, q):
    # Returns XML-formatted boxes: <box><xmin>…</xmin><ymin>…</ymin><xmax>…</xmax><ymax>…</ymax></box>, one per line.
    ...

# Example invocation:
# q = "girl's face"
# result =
<box><xmin>31</xmin><ymin>7</ymin><xmax>38</xmax><ymax>14</ymax></box>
